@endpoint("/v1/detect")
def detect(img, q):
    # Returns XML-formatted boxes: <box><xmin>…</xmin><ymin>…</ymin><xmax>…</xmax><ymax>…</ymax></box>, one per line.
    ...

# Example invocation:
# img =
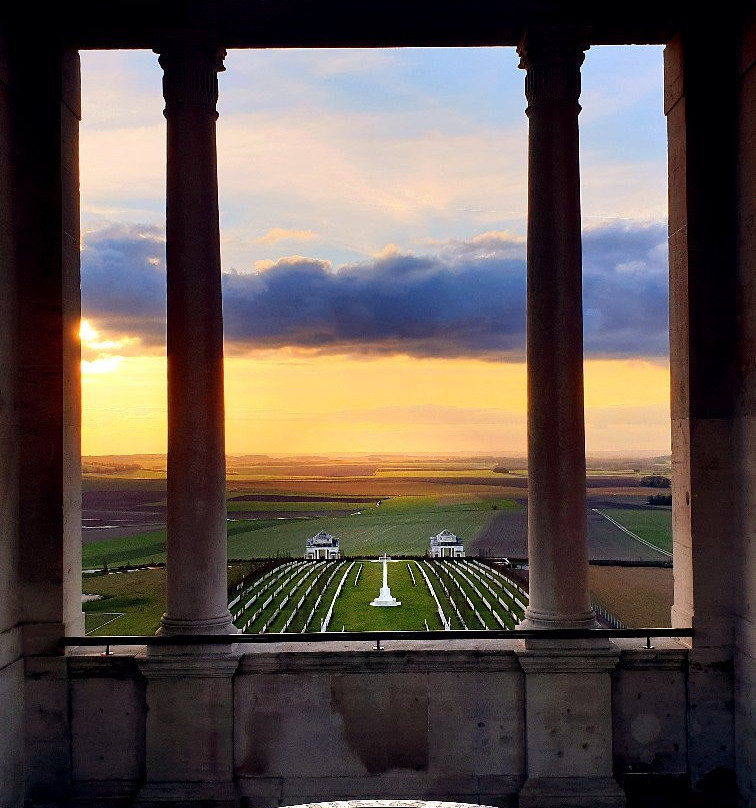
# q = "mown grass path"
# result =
<box><xmin>325</xmin><ymin>560</ymin><xmax>441</xmax><ymax>632</ymax></box>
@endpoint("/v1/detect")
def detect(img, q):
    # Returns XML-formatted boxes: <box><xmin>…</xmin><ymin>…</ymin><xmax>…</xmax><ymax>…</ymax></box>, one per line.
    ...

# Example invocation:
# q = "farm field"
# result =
<box><xmin>597</xmin><ymin>508</ymin><xmax>672</xmax><ymax>554</ymax></box>
<box><xmin>588</xmin><ymin>565</ymin><xmax>673</xmax><ymax>627</ymax></box>
<box><xmin>79</xmin><ymin>453</ymin><xmax>674</xmax><ymax>635</ymax></box>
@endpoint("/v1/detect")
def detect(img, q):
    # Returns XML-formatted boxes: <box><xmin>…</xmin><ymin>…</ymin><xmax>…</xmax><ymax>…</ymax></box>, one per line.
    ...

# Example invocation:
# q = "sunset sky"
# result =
<box><xmin>79</xmin><ymin>45</ymin><xmax>670</xmax><ymax>456</ymax></box>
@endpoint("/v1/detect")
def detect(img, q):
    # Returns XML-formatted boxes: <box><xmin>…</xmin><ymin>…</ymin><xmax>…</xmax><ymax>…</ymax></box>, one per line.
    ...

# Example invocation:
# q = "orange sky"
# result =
<box><xmin>81</xmin><ymin>322</ymin><xmax>670</xmax><ymax>455</ymax></box>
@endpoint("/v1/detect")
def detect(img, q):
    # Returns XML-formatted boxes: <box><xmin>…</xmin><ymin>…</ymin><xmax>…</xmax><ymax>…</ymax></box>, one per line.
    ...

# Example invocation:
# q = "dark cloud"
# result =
<box><xmin>81</xmin><ymin>220</ymin><xmax>668</xmax><ymax>360</ymax></box>
<box><xmin>81</xmin><ymin>224</ymin><xmax>166</xmax><ymax>344</ymax></box>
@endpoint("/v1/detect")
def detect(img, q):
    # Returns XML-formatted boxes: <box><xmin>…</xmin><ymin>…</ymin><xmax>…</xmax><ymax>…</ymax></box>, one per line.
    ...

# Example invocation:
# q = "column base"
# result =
<box><xmin>519</xmin><ymin>776</ymin><xmax>626</xmax><ymax>808</ymax></box>
<box><xmin>518</xmin><ymin>609</ymin><xmax>604</xmax><ymax>648</ymax></box>
<box><xmin>158</xmin><ymin>611</ymin><xmax>239</xmax><ymax>637</ymax></box>
<box><xmin>135</xmin><ymin>781</ymin><xmax>240</xmax><ymax>808</ymax></box>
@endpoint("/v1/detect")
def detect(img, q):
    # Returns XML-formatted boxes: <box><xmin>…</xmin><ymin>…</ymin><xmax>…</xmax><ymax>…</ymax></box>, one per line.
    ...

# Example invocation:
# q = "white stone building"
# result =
<box><xmin>429</xmin><ymin>528</ymin><xmax>465</xmax><ymax>558</ymax></box>
<box><xmin>305</xmin><ymin>529</ymin><xmax>340</xmax><ymax>560</ymax></box>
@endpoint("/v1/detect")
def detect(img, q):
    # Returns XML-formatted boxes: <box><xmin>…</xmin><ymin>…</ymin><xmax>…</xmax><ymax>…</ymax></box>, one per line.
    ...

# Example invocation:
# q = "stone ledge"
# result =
<box><xmin>237</xmin><ymin>773</ymin><xmax>523</xmax><ymax>807</ymax></box>
<box><xmin>68</xmin><ymin>654</ymin><xmax>143</xmax><ymax>678</ymax></box>
<box><xmin>137</xmin><ymin>653</ymin><xmax>241</xmax><ymax>678</ymax></box>
<box><xmin>617</xmin><ymin>648</ymin><xmax>688</xmax><ymax>671</ymax></box>
<box><xmin>515</xmin><ymin>648</ymin><xmax>620</xmax><ymax>674</ymax></box>
<box><xmin>134</xmin><ymin>781</ymin><xmax>239</xmax><ymax>808</ymax></box>
<box><xmin>518</xmin><ymin>776</ymin><xmax>625</xmax><ymax>808</ymax></box>
<box><xmin>238</xmin><ymin>648</ymin><xmax>522</xmax><ymax>675</ymax></box>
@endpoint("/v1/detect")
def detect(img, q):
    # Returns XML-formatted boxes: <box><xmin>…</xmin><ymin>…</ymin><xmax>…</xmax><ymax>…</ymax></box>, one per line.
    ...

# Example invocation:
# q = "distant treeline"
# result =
<box><xmin>647</xmin><ymin>494</ymin><xmax>672</xmax><ymax>506</ymax></box>
<box><xmin>82</xmin><ymin>461</ymin><xmax>142</xmax><ymax>474</ymax></box>
<box><xmin>640</xmin><ymin>474</ymin><xmax>671</xmax><ymax>488</ymax></box>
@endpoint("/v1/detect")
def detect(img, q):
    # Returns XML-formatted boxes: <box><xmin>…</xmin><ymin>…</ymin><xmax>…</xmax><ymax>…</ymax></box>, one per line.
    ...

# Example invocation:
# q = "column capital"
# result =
<box><xmin>155</xmin><ymin>37</ymin><xmax>226</xmax><ymax>113</ymax></box>
<box><xmin>517</xmin><ymin>28</ymin><xmax>589</xmax><ymax>111</ymax></box>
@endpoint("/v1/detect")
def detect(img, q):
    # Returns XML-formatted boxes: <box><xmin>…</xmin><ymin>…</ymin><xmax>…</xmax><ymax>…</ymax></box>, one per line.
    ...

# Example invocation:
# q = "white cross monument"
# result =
<box><xmin>370</xmin><ymin>554</ymin><xmax>401</xmax><ymax>607</ymax></box>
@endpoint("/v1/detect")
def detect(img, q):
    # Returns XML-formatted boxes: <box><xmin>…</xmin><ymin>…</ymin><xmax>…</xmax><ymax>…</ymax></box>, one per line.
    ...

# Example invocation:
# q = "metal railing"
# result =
<box><xmin>62</xmin><ymin>626</ymin><xmax>693</xmax><ymax>656</ymax></box>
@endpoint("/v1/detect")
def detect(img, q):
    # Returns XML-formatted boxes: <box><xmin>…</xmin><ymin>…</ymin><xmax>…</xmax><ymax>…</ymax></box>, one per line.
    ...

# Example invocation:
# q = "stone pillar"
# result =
<box><xmin>514</xmin><ymin>31</ymin><xmax>623</xmax><ymax>808</ymax></box>
<box><xmin>136</xmin><ymin>655</ymin><xmax>240</xmax><ymax>807</ymax></box>
<box><xmin>517</xmin><ymin>650</ymin><xmax>624</xmax><ymax>808</ymax></box>
<box><xmin>157</xmin><ymin>40</ymin><xmax>235</xmax><ymax>636</ymax></box>
<box><xmin>136</xmin><ymin>39</ymin><xmax>240</xmax><ymax>807</ymax></box>
<box><xmin>517</xmin><ymin>30</ymin><xmax>596</xmax><ymax>632</ymax></box>
<box><xmin>11</xmin><ymin>40</ymin><xmax>83</xmax><ymax>804</ymax></box>
<box><xmin>665</xmin><ymin>18</ymin><xmax>746</xmax><ymax>802</ymax></box>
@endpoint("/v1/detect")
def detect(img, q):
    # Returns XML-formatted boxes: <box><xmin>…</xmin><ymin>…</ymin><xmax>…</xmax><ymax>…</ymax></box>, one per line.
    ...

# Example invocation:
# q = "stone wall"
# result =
<box><xmin>0</xmin><ymin>25</ymin><xmax>24</xmax><ymax>808</ymax></box>
<box><xmin>64</xmin><ymin>642</ymin><xmax>690</xmax><ymax>807</ymax></box>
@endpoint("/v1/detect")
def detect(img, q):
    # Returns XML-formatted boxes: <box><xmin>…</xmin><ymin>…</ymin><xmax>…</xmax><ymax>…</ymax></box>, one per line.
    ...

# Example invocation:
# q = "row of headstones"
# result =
<box><xmin>235</xmin><ymin>562</ymin><xmax>305</xmax><ymax>626</ymax></box>
<box><xmin>469</xmin><ymin>559</ymin><xmax>529</xmax><ymax>606</ymax></box>
<box><xmin>277</xmin><ymin>560</ymin><xmax>342</xmax><ymax>633</ymax></box>
<box><xmin>258</xmin><ymin>563</ymin><xmax>322</xmax><ymax>633</ymax></box>
<box><xmin>300</xmin><ymin>560</ymin><xmax>349</xmax><ymax>632</ymax></box>
<box><xmin>591</xmin><ymin>600</ymin><xmax>625</xmax><ymax>629</ymax></box>
<box><xmin>230</xmin><ymin>560</ymin><xmax>302</xmax><ymax>622</ymax></box>
<box><xmin>437</xmin><ymin>562</ymin><xmax>490</xmax><ymax>629</ymax></box>
<box><xmin>414</xmin><ymin>561</ymin><xmax>452</xmax><ymax>630</ymax></box>
<box><xmin>236</xmin><ymin>560</ymin><xmax>317</xmax><ymax>631</ymax></box>
<box><xmin>319</xmin><ymin>561</ymin><xmax>357</xmax><ymax>632</ymax></box>
<box><xmin>423</xmin><ymin>560</ymin><xmax>467</xmax><ymax>629</ymax></box>
<box><xmin>466</xmin><ymin>559</ymin><xmax>529</xmax><ymax>613</ymax></box>
<box><xmin>455</xmin><ymin>562</ymin><xmax>516</xmax><ymax>629</ymax></box>
<box><xmin>407</xmin><ymin>563</ymin><xmax>417</xmax><ymax>587</ymax></box>
<box><xmin>460</xmin><ymin>560</ymin><xmax>527</xmax><ymax>623</ymax></box>
<box><xmin>241</xmin><ymin>564</ymin><xmax>310</xmax><ymax>632</ymax></box>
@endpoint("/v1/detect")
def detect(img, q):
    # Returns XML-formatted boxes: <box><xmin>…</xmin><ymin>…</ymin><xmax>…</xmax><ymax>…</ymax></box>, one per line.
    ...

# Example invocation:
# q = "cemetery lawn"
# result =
<box><xmin>604</xmin><ymin>508</ymin><xmax>672</xmax><ymax>554</ymax></box>
<box><xmin>325</xmin><ymin>560</ymin><xmax>442</xmax><ymax>632</ymax></box>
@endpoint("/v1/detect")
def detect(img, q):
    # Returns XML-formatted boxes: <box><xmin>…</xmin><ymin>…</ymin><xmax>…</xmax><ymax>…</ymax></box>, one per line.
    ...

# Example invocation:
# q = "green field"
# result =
<box><xmin>83</xmin><ymin>569</ymin><xmax>165</xmax><ymax>635</ymax></box>
<box><xmin>228</xmin><ymin>510</ymin><xmax>495</xmax><ymax>558</ymax></box>
<box><xmin>83</xmin><ymin>496</ymin><xmax>518</xmax><ymax>570</ymax></box>
<box><xmin>83</xmin><ymin>562</ymin><xmax>261</xmax><ymax>636</ymax></box>
<box><xmin>605</xmin><ymin>508</ymin><xmax>672</xmax><ymax>553</ymax></box>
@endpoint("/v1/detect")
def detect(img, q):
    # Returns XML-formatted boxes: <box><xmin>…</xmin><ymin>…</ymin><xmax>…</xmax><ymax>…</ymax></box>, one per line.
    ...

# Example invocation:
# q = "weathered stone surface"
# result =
<box><xmin>612</xmin><ymin>651</ymin><xmax>688</xmax><ymax>774</ymax></box>
<box><xmin>516</xmin><ymin>649</ymin><xmax>623</xmax><ymax>806</ymax></box>
<box><xmin>0</xmin><ymin>659</ymin><xmax>25</xmax><ymax>808</ymax></box>
<box><xmin>71</xmin><ymin>673</ymin><xmax>146</xmax><ymax>784</ymax></box>
<box><xmin>138</xmin><ymin>654</ymin><xmax>239</xmax><ymax>790</ymax></box>
<box><xmin>427</xmin><ymin>671</ymin><xmax>524</xmax><ymax>777</ymax></box>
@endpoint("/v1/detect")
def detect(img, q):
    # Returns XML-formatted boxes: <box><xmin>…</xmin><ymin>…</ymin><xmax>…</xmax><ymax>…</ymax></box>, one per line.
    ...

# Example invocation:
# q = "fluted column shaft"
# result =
<box><xmin>518</xmin><ymin>32</ymin><xmax>596</xmax><ymax>630</ymax></box>
<box><xmin>157</xmin><ymin>41</ymin><xmax>234</xmax><ymax>635</ymax></box>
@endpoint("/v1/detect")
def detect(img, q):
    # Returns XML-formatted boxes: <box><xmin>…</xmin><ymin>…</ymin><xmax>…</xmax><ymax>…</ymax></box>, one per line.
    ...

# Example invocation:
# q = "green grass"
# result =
<box><xmin>604</xmin><ymin>508</ymin><xmax>672</xmax><ymax>553</ymax></box>
<box><xmin>82</xmin><ymin>519</ymin><xmax>284</xmax><ymax>569</ymax></box>
<box><xmin>323</xmin><ymin>560</ymin><xmax>441</xmax><ymax>632</ymax></box>
<box><xmin>82</xmin><ymin>569</ymin><xmax>165</xmax><ymax>635</ymax></box>
<box><xmin>228</xmin><ymin>508</ymin><xmax>501</xmax><ymax>558</ymax></box>
<box><xmin>82</xmin><ymin>530</ymin><xmax>167</xmax><ymax>569</ymax></box>
<box><xmin>83</xmin><ymin>562</ymin><xmax>264</xmax><ymax>636</ymax></box>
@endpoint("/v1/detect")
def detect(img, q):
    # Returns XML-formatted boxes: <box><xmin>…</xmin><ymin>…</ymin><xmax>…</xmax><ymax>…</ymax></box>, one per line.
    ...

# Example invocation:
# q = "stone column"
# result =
<box><xmin>514</xmin><ymin>31</ymin><xmax>623</xmax><ymax>808</ymax></box>
<box><xmin>517</xmin><ymin>30</ymin><xmax>597</xmax><ymax>632</ymax></box>
<box><xmin>12</xmin><ymin>42</ymin><xmax>84</xmax><ymax>803</ymax></box>
<box><xmin>157</xmin><ymin>40</ymin><xmax>235</xmax><ymax>636</ymax></box>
